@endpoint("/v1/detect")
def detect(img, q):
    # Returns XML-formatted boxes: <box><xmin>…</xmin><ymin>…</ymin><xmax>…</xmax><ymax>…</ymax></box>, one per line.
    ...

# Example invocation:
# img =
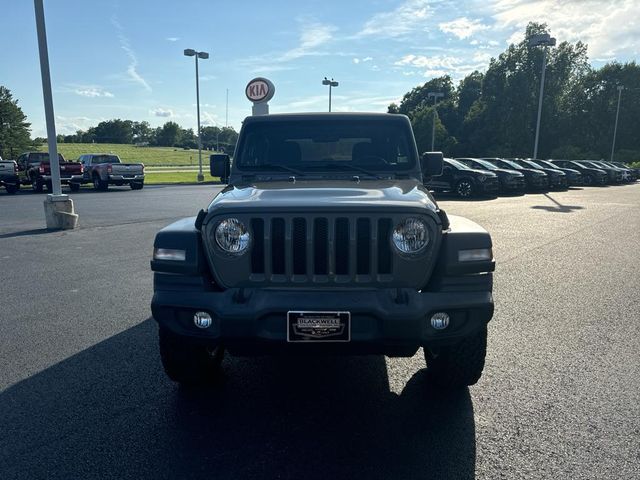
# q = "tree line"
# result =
<box><xmin>52</xmin><ymin>120</ymin><xmax>239</xmax><ymax>152</ymax></box>
<box><xmin>389</xmin><ymin>22</ymin><xmax>640</xmax><ymax>163</ymax></box>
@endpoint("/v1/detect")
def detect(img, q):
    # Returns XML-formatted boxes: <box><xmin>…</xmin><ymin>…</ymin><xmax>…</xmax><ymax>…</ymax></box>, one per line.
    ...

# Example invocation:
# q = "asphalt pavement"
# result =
<box><xmin>1</xmin><ymin>183</ymin><xmax>639</xmax><ymax>479</ymax></box>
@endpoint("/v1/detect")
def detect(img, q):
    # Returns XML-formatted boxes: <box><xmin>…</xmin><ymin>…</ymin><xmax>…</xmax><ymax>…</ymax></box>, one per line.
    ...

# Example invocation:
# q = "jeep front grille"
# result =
<box><xmin>248</xmin><ymin>216</ymin><xmax>394</xmax><ymax>281</ymax></box>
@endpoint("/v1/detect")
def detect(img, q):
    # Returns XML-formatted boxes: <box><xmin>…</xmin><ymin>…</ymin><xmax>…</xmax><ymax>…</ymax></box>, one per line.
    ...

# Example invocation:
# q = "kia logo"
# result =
<box><xmin>245</xmin><ymin>77</ymin><xmax>275</xmax><ymax>103</ymax></box>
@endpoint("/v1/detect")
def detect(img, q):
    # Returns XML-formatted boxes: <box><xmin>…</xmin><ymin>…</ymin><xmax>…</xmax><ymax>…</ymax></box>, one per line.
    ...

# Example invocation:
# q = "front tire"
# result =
<box><xmin>5</xmin><ymin>183</ymin><xmax>18</xmax><ymax>194</ymax></box>
<box><xmin>159</xmin><ymin>327</ymin><xmax>224</xmax><ymax>385</ymax></box>
<box><xmin>130</xmin><ymin>182</ymin><xmax>144</xmax><ymax>190</ymax></box>
<box><xmin>424</xmin><ymin>327</ymin><xmax>488</xmax><ymax>389</ymax></box>
<box><xmin>69</xmin><ymin>182</ymin><xmax>81</xmax><ymax>192</ymax></box>
<box><xmin>455</xmin><ymin>179</ymin><xmax>474</xmax><ymax>198</ymax></box>
<box><xmin>32</xmin><ymin>178</ymin><xmax>44</xmax><ymax>193</ymax></box>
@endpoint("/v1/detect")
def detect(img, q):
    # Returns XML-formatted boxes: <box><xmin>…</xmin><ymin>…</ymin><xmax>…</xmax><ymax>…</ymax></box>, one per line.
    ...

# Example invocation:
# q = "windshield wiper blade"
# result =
<box><xmin>257</xmin><ymin>163</ymin><xmax>305</xmax><ymax>176</ymax></box>
<box><xmin>310</xmin><ymin>162</ymin><xmax>383</xmax><ymax>179</ymax></box>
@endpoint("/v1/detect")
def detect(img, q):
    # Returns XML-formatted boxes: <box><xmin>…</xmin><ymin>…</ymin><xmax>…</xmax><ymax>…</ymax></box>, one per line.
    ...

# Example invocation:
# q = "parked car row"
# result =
<box><xmin>1</xmin><ymin>152</ymin><xmax>145</xmax><ymax>194</ymax></box>
<box><xmin>424</xmin><ymin>157</ymin><xmax>638</xmax><ymax>198</ymax></box>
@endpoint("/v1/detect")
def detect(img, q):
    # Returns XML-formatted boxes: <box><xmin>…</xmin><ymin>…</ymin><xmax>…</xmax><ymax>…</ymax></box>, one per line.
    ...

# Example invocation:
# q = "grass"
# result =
<box><xmin>38</xmin><ymin>143</ymin><xmax>219</xmax><ymax>166</ymax></box>
<box><xmin>144</xmin><ymin>171</ymin><xmax>220</xmax><ymax>184</ymax></box>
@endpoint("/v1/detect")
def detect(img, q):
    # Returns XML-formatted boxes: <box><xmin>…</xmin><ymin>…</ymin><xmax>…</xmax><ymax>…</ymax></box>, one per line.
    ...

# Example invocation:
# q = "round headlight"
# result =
<box><xmin>392</xmin><ymin>218</ymin><xmax>429</xmax><ymax>254</ymax></box>
<box><xmin>215</xmin><ymin>218</ymin><xmax>250</xmax><ymax>254</ymax></box>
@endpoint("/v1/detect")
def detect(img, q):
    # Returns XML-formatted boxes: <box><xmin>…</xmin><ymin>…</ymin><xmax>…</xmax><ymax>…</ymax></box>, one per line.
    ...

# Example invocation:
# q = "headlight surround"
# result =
<box><xmin>215</xmin><ymin>218</ymin><xmax>250</xmax><ymax>254</ymax></box>
<box><xmin>477</xmin><ymin>175</ymin><xmax>487</xmax><ymax>182</ymax></box>
<box><xmin>392</xmin><ymin>218</ymin><xmax>429</xmax><ymax>254</ymax></box>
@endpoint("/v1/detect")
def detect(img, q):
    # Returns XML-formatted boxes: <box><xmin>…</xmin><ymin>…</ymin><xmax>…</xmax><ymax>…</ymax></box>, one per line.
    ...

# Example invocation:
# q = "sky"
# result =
<box><xmin>1</xmin><ymin>0</ymin><xmax>638</xmax><ymax>138</ymax></box>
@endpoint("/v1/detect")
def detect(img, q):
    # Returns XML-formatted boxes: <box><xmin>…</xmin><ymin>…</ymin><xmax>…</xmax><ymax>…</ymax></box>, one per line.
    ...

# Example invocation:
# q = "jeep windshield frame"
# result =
<box><xmin>233</xmin><ymin>118</ymin><xmax>419</xmax><ymax>179</ymax></box>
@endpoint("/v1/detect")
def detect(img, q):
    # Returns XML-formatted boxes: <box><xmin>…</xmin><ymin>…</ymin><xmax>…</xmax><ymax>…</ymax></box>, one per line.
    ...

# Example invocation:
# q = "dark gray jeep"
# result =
<box><xmin>151</xmin><ymin>113</ymin><xmax>495</xmax><ymax>389</ymax></box>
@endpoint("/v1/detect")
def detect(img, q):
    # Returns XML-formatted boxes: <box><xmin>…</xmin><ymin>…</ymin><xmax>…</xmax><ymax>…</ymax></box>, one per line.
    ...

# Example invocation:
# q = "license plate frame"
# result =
<box><xmin>287</xmin><ymin>311</ymin><xmax>351</xmax><ymax>343</ymax></box>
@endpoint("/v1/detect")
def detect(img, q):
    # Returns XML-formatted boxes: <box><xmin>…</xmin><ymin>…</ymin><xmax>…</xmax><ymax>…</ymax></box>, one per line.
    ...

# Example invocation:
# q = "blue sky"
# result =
<box><xmin>2</xmin><ymin>0</ymin><xmax>638</xmax><ymax>137</ymax></box>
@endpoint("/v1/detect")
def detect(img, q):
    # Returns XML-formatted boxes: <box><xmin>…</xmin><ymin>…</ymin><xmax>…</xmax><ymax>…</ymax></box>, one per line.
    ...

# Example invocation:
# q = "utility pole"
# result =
<box><xmin>225</xmin><ymin>88</ymin><xmax>229</xmax><ymax>127</ymax></box>
<box><xmin>610</xmin><ymin>86</ymin><xmax>624</xmax><ymax>162</ymax></box>
<box><xmin>34</xmin><ymin>0</ymin><xmax>78</xmax><ymax>229</ymax></box>
<box><xmin>529</xmin><ymin>33</ymin><xmax>556</xmax><ymax>159</ymax></box>
<box><xmin>427</xmin><ymin>92</ymin><xmax>444</xmax><ymax>151</ymax></box>
<box><xmin>322</xmin><ymin>77</ymin><xmax>339</xmax><ymax>112</ymax></box>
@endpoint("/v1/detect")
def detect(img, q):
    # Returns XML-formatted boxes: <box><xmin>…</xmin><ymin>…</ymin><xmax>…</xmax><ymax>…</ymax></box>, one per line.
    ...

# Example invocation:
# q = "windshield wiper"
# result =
<box><xmin>309</xmin><ymin>162</ymin><xmax>384</xmax><ymax>179</ymax></box>
<box><xmin>256</xmin><ymin>163</ymin><xmax>305</xmax><ymax>176</ymax></box>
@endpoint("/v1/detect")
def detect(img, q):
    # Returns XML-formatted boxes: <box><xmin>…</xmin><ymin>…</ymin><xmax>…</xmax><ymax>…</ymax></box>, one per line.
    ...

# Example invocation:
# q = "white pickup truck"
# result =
<box><xmin>79</xmin><ymin>154</ymin><xmax>145</xmax><ymax>190</ymax></box>
<box><xmin>0</xmin><ymin>157</ymin><xmax>20</xmax><ymax>194</ymax></box>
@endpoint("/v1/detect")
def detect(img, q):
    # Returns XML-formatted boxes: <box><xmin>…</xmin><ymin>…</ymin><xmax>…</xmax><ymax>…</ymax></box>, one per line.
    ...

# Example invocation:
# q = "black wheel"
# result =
<box><xmin>159</xmin><ymin>327</ymin><xmax>224</xmax><ymax>385</ymax></box>
<box><xmin>455</xmin><ymin>179</ymin><xmax>474</xmax><ymax>198</ymax></box>
<box><xmin>45</xmin><ymin>181</ymin><xmax>53</xmax><ymax>192</ymax></box>
<box><xmin>5</xmin><ymin>183</ymin><xmax>18</xmax><ymax>194</ymax></box>
<box><xmin>69</xmin><ymin>182</ymin><xmax>81</xmax><ymax>192</ymax></box>
<box><xmin>32</xmin><ymin>178</ymin><xmax>44</xmax><ymax>193</ymax></box>
<box><xmin>424</xmin><ymin>327</ymin><xmax>488</xmax><ymax>389</ymax></box>
<box><xmin>583</xmin><ymin>175</ymin><xmax>593</xmax><ymax>186</ymax></box>
<box><xmin>93</xmin><ymin>175</ymin><xmax>108</xmax><ymax>191</ymax></box>
<box><xmin>130</xmin><ymin>182</ymin><xmax>144</xmax><ymax>190</ymax></box>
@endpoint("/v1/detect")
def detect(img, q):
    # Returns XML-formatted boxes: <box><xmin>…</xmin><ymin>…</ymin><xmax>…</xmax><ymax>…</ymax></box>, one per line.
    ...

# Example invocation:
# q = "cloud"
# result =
<box><xmin>74</xmin><ymin>87</ymin><xmax>114</xmax><ymax>98</ymax></box>
<box><xmin>279</xmin><ymin>21</ymin><xmax>337</xmax><ymax>61</ymax></box>
<box><xmin>353</xmin><ymin>56</ymin><xmax>374</xmax><ymax>64</ymax></box>
<box><xmin>357</xmin><ymin>0</ymin><xmax>432</xmax><ymax>38</ymax></box>
<box><xmin>151</xmin><ymin>108</ymin><xmax>173</xmax><ymax>117</ymax></box>
<box><xmin>111</xmin><ymin>15</ymin><xmax>152</xmax><ymax>92</ymax></box>
<box><xmin>489</xmin><ymin>0</ymin><xmax>640</xmax><ymax>59</ymax></box>
<box><xmin>439</xmin><ymin>17</ymin><xmax>490</xmax><ymax>40</ymax></box>
<box><xmin>199</xmin><ymin>75</ymin><xmax>218</xmax><ymax>82</ymax></box>
<box><xmin>394</xmin><ymin>54</ymin><xmax>489</xmax><ymax>80</ymax></box>
<box><xmin>166</xmin><ymin>37</ymin><xmax>180</xmax><ymax>42</ymax></box>
<box><xmin>55</xmin><ymin>115</ymin><xmax>98</xmax><ymax>135</ymax></box>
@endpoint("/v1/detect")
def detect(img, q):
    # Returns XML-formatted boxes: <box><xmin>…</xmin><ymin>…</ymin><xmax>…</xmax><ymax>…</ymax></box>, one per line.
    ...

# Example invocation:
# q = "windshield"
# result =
<box><xmin>446</xmin><ymin>158</ymin><xmax>472</xmax><ymax>170</ymax></box>
<box><xmin>470</xmin><ymin>159</ymin><xmax>498</xmax><ymax>170</ymax></box>
<box><xmin>524</xmin><ymin>160</ymin><xmax>545</xmax><ymax>169</ymax></box>
<box><xmin>497</xmin><ymin>159</ymin><xmax>523</xmax><ymax>170</ymax></box>
<box><xmin>236</xmin><ymin>121</ymin><xmax>416</xmax><ymax>174</ymax></box>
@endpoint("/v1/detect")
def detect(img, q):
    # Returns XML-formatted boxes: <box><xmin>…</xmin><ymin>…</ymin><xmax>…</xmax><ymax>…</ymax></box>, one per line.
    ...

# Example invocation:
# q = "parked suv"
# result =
<box><xmin>510</xmin><ymin>159</ymin><xmax>567</xmax><ymax>189</ymax></box>
<box><xmin>424</xmin><ymin>158</ymin><xmax>499</xmax><ymax>198</ymax></box>
<box><xmin>535</xmin><ymin>160</ymin><xmax>583</xmax><ymax>186</ymax></box>
<box><xmin>79</xmin><ymin>154</ymin><xmax>145</xmax><ymax>190</ymax></box>
<box><xmin>578</xmin><ymin>161</ymin><xmax>622</xmax><ymax>184</ymax></box>
<box><xmin>151</xmin><ymin>113</ymin><xmax>495</xmax><ymax>389</ymax></box>
<box><xmin>549</xmin><ymin>160</ymin><xmax>607</xmax><ymax>186</ymax></box>
<box><xmin>456</xmin><ymin>157</ymin><xmax>525</xmax><ymax>194</ymax></box>
<box><xmin>483</xmin><ymin>158</ymin><xmax>548</xmax><ymax>191</ymax></box>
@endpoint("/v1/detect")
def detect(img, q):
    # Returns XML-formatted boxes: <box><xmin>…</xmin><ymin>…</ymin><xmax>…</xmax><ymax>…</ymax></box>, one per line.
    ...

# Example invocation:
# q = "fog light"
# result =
<box><xmin>193</xmin><ymin>311</ymin><xmax>212</xmax><ymax>329</ymax></box>
<box><xmin>430</xmin><ymin>312</ymin><xmax>450</xmax><ymax>330</ymax></box>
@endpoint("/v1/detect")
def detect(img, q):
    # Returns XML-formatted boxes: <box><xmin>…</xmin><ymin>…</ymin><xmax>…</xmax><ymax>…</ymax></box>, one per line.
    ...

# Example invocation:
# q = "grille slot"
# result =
<box><xmin>314</xmin><ymin>218</ymin><xmax>329</xmax><ymax>275</ymax></box>
<box><xmin>356</xmin><ymin>218</ymin><xmax>370</xmax><ymax>275</ymax></box>
<box><xmin>377</xmin><ymin>218</ymin><xmax>392</xmax><ymax>274</ymax></box>
<box><xmin>292</xmin><ymin>218</ymin><xmax>307</xmax><ymax>275</ymax></box>
<box><xmin>335</xmin><ymin>218</ymin><xmax>349</xmax><ymax>275</ymax></box>
<box><xmin>272</xmin><ymin>218</ymin><xmax>285</xmax><ymax>274</ymax></box>
<box><xmin>250</xmin><ymin>218</ymin><xmax>264</xmax><ymax>274</ymax></box>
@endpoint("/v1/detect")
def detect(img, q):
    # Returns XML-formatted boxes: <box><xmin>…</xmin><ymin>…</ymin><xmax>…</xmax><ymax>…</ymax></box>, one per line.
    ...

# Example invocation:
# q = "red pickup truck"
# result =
<box><xmin>16</xmin><ymin>152</ymin><xmax>84</xmax><ymax>192</ymax></box>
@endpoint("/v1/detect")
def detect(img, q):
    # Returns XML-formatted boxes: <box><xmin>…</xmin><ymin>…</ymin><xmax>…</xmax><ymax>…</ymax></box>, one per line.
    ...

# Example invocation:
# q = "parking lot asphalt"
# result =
<box><xmin>1</xmin><ymin>183</ymin><xmax>639</xmax><ymax>479</ymax></box>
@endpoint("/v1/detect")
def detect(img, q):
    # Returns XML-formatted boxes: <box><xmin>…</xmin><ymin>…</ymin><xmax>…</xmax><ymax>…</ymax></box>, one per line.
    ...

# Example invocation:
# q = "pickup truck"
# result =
<box><xmin>79</xmin><ymin>154</ymin><xmax>145</xmax><ymax>190</ymax></box>
<box><xmin>16</xmin><ymin>152</ymin><xmax>84</xmax><ymax>192</ymax></box>
<box><xmin>0</xmin><ymin>158</ymin><xmax>20</xmax><ymax>194</ymax></box>
<box><xmin>151</xmin><ymin>112</ymin><xmax>495</xmax><ymax>390</ymax></box>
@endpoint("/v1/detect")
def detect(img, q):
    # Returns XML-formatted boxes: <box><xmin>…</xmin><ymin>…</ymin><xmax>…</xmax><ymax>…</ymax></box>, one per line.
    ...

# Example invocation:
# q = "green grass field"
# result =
<box><xmin>38</xmin><ymin>143</ymin><xmax>218</xmax><ymax>166</ymax></box>
<box><xmin>144</xmin><ymin>171</ymin><xmax>220</xmax><ymax>184</ymax></box>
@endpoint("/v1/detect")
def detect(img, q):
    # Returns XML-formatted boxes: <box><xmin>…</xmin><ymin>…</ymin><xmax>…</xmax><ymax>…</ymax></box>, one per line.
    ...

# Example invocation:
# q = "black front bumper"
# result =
<box><xmin>476</xmin><ymin>179</ymin><xmax>500</xmax><ymax>195</ymax></box>
<box><xmin>151</xmin><ymin>275</ymin><xmax>494</xmax><ymax>356</ymax></box>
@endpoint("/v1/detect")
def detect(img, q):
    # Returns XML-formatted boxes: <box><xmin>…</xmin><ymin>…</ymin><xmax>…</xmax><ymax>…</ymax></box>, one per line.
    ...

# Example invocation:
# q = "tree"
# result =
<box><xmin>0</xmin><ymin>86</ymin><xmax>34</xmax><ymax>159</ymax></box>
<box><xmin>132</xmin><ymin>121</ymin><xmax>153</xmax><ymax>144</ymax></box>
<box><xmin>93</xmin><ymin>119</ymin><xmax>134</xmax><ymax>144</ymax></box>
<box><xmin>155</xmin><ymin>121</ymin><xmax>182</xmax><ymax>147</ymax></box>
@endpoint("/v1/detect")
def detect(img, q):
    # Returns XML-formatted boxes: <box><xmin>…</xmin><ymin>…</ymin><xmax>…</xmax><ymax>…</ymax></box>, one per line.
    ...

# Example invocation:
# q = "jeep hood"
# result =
<box><xmin>208</xmin><ymin>180</ymin><xmax>438</xmax><ymax>213</ymax></box>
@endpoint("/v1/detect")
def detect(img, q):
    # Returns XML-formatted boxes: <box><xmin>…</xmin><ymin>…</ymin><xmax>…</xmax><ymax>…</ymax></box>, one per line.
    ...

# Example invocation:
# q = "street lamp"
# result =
<box><xmin>529</xmin><ymin>33</ymin><xmax>556</xmax><ymax>159</ymax></box>
<box><xmin>184</xmin><ymin>48</ymin><xmax>210</xmax><ymax>182</ymax></box>
<box><xmin>610</xmin><ymin>86</ymin><xmax>624</xmax><ymax>162</ymax></box>
<box><xmin>427</xmin><ymin>92</ymin><xmax>444</xmax><ymax>151</ymax></box>
<box><xmin>322</xmin><ymin>77</ymin><xmax>339</xmax><ymax>112</ymax></box>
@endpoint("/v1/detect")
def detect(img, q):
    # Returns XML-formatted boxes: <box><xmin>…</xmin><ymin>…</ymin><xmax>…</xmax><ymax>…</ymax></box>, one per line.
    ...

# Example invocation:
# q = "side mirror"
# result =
<box><xmin>421</xmin><ymin>151</ymin><xmax>444</xmax><ymax>177</ymax></box>
<box><xmin>210</xmin><ymin>153</ymin><xmax>230</xmax><ymax>183</ymax></box>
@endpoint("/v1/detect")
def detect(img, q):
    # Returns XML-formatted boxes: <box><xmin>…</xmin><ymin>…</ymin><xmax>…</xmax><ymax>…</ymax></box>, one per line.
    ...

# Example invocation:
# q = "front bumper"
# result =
<box><xmin>500</xmin><ymin>177</ymin><xmax>526</xmax><ymax>191</ymax></box>
<box><xmin>548</xmin><ymin>175</ymin><xmax>567</xmax><ymax>189</ymax></box>
<box><xmin>151</xmin><ymin>279</ymin><xmax>494</xmax><ymax>356</ymax></box>
<box><xmin>476</xmin><ymin>179</ymin><xmax>500</xmax><ymax>194</ymax></box>
<box><xmin>527</xmin><ymin>175</ymin><xmax>548</xmax><ymax>189</ymax></box>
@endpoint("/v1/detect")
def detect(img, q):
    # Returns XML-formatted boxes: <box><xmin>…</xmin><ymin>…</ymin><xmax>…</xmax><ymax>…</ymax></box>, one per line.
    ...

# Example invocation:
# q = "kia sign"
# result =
<box><xmin>245</xmin><ymin>77</ymin><xmax>275</xmax><ymax>104</ymax></box>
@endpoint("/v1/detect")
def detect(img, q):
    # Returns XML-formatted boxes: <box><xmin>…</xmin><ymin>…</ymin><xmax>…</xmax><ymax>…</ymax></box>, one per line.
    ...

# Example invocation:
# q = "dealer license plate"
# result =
<box><xmin>287</xmin><ymin>311</ymin><xmax>351</xmax><ymax>342</ymax></box>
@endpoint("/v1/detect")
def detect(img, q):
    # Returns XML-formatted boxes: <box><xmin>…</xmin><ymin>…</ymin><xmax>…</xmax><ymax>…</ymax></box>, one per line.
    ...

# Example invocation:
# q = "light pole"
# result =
<box><xmin>184</xmin><ymin>48</ymin><xmax>209</xmax><ymax>182</ymax></box>
<box><xmin>610</xmin><ymin>86</ymin><xmax>624</xmax><ymax>162</ymax></box>
<box><xmin>322</xmin><ymin>77</ymin><xmax>339</xmax><ymax>112</ymax></box>
<box><xmin>427</xmin><ymin>92</ymin><xmax>444</xmax><ymax>151</ymax></box>
<box><xmin>529</xmin><ymin>33</ymin><xmax>556</xmax><ymax>159</ymax></box>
